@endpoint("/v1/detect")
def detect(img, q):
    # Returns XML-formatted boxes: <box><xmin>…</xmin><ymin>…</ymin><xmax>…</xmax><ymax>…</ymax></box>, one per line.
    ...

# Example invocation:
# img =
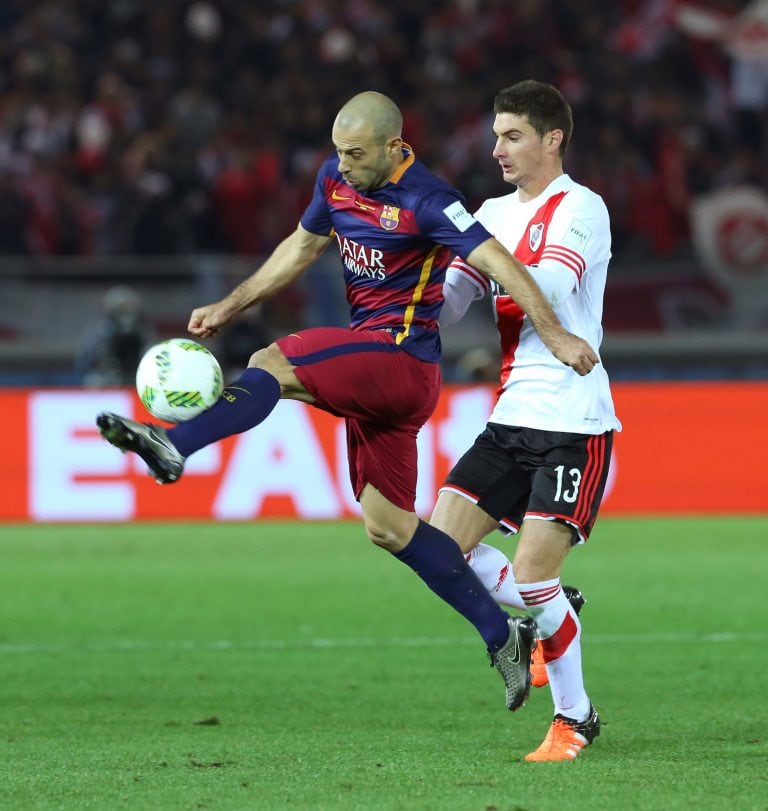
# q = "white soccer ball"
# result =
<box><xmin>135</xmin><ymin>338</ymin><xmax>223</xmax><ymax>423</ymax></box>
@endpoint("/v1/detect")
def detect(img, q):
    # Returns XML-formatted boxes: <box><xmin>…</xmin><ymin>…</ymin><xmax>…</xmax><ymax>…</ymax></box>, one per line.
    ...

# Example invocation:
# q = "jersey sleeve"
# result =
<box><xmin>439</xmin><ymin>196</ymin><xmax>493</xmax><ymax>324</ymax></box>
<box><xmin>537</xmin><ymin>188</ymin><xmax>611</xmax><ymax>293</ymax></box>
<box><xmin>441</xmin><ymin>259</ymin><xmax>489</xmax><ymax>325</ymax></box>
<box><xmin>447</xmin><ymin>197</ymin><xmax>494</xmax><ymax>292</ymax></box>
<box><xmin>414</xmin><ymin>190</ymin><xmax>492</xmax><ymax>259</ymax></box>
<box><xmin>299</xmin><ymin>160</ymin><xmax>334</xmax><ymax>237</ymax></box>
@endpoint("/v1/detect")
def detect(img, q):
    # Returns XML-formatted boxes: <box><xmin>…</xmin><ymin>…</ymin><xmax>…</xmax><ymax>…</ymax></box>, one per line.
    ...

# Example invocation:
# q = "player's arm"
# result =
<box><xmin>188</xmin><ymin>225</ymin><xmax>332</xmax><ymax>338</ymax></box>
<box><xmin>466</xmin><ymin>237</ymin><xmax>598</xmax><ymax>375</ymax></box>
<box><xmin>440</xmin><ymin>259</ymin><xmax>489</xmax><ymax>325</ymax></box>
<box><xmin>535</xmin><ymin>192</ymin><xmax>610</xmax><ymax>307</ymax></box>
<box><xmin>443</xmin><ymin>252</ymin><xmax>575</xmax><ymax>324</ymax></box>
<box><xmin>528</xmin><ymin>261</ymin><xmax>578</xmax><ymax>307</ymax></box>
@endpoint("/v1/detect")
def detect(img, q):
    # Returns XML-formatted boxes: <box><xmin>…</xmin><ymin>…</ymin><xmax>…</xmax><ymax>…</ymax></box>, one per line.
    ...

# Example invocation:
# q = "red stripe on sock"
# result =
<box><xmin>520</xmin><ymin>584</ymin><xmax>561</xmax><ymax>606</ymax></box>
<box><xmin>540</xmin><ymin>611</ymin><xmax>578</xmax><ymax>663</ymax></box>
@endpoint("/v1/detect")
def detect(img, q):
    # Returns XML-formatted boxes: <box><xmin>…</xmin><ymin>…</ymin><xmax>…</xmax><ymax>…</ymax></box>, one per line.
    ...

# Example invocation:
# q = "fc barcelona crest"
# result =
<box><xmin>380</xmin><ymin>205</ymin><xmax>400</xmax><ymax>231</ymax></box>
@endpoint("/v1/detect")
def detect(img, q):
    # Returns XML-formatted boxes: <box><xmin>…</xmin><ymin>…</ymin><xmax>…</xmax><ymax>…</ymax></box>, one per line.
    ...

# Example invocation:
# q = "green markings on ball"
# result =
<box><xmin>175</xmin><ymin>340</ymin><xmax>209</xmax><ymax>352</ymax></box>
<box><xmin>164</xmin><ymin>390</ymin><xmax>206</xmax><ymax>408</ymax></box>
<box><xmin>140</xmin><ymin>385</ymin><xmax>157</xmax><ymax>409</ymax></box>
<box><xmin>212</xmin><ymin>364</ymin><xmax>223</xmax><ymax>394</ymax></box>
<box><xmin>156</xmin><ymin>348</ymin><xmax>173</xmax><ymax>385</ymax></box>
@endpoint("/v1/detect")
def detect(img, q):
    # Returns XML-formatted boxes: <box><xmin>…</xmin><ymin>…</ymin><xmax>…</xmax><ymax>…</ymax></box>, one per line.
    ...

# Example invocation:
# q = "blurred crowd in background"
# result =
<box><xmin>0</xmin><ymin>0</ymin><xmax>766</xmax><ymax>262</ymax></box>
<box><xmin>1</xmin><ymin>0</ymin><xmax>767</xmax><ymax>386</ymax></box>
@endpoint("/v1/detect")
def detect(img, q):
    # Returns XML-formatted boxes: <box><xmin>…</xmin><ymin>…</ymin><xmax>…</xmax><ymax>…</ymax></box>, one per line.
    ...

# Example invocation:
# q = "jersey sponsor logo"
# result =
<box><xmin>380</xmin><ymin>205</ymin><xmax>400</xmax><ymax>230</ymax></box>
<box><xmin>355</xmin><ymin>200</ymin><xmax>377</xmax><ymax>211</ymax></box>
<box><xmin>563</xmin><ymin>218</ymin><xmax>592</xmax><ymax>250</ymax></box>
<box><xmin>337</xmin><ymin>235</ymin><xmax>386</xmax><ymax>280</ymax></box>
<box><xmin>442</xmin><ymin>200</ymin><xmax>475</xmax><ymax>233</ymax></box>
<box><xmin>529</xmin><ymin>222</ymin><xmax>544</xmax><ymax>252</ymax></box>
<box><xmin>331</xmin><ymin>189</ymin><xmax>351</xmax><ymax>201</ymax></box>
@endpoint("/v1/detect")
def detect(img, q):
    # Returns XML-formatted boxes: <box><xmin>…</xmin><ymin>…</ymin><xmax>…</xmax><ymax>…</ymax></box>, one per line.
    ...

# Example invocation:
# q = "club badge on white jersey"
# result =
<box><xmin>529</xmin><ymin>222</ymin><xmax>545</xmax><ymax>252</ymax></box>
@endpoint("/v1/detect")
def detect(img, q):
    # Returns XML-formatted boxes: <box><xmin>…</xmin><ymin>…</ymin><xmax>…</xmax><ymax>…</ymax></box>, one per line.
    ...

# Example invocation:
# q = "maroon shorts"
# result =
<box><xmin>275</xmin><ymin>327</ymin><xmax>441</xmax><ymax>511</ymax></box>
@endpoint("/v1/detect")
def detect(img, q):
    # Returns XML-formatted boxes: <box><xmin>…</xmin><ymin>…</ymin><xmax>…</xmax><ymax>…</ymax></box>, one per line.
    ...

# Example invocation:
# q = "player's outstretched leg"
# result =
<box><xmin>531</xmin><ymin>585</ymin><xmax>586</xmax><ymax>688</ymax></box>
<box><xmin>97</xmin><ymin>366</ymin><xmax>282</xmax><ymax>483</ymax></box>
<box><xmin>524</xmin><ymin>703</ymin><xmax>601</xmax><ymax>762</ymax></box>
<box><xmin>488</xmin><ymin>615</ymin><xmax>536</xmax><ymax>711</ymax></box>
<box><xmin>96</xmin><ymin>412</ymin><xmax>185</xmax><ymax>484</ymax></box>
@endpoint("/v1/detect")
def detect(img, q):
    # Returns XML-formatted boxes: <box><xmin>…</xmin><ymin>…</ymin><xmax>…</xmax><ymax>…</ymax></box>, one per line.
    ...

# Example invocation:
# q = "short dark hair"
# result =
<box><xmin>494</xmin><ymin>80</ymin><xmax>573</xmax><ymax>156</ymax></box>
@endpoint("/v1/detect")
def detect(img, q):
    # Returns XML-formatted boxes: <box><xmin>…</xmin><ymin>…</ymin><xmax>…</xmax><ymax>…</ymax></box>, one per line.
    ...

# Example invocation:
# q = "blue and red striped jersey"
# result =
<box><xmin>300</xmin><ymin>146</ymin><xmax>491</xmax><ymax>362</ymax></box>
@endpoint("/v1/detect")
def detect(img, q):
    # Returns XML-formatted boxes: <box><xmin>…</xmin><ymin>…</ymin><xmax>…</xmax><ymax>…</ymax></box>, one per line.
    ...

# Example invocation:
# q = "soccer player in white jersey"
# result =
<box><xmin>432</xmin><ymin>80</ymin><xmax>622</xmax><ymax>762</ymax></box>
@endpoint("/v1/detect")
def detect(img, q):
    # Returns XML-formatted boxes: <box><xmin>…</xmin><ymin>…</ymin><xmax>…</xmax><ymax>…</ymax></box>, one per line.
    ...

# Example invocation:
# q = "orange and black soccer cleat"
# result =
<box><xmin>524</xmin><ymin>704</ymin><xmax>600</xmax><ymax>762</ymax></box>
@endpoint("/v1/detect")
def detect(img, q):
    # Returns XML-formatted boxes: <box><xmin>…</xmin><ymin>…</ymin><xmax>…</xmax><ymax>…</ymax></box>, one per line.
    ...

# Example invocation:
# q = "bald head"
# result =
<box><xmin>334</xmin><ymin>91</ymin><xmax>403</xmax><ymax>143</ymax></box>
<box><xmin>332</xmin><ymin>91</ymin><xmax>405</xmax><ymax>192</ymax></box>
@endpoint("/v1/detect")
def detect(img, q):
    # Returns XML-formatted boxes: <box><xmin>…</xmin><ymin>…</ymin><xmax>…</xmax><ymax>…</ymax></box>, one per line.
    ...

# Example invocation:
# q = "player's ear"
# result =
<box><xmin>547</xmin><ymin>129</ymin><xmax>563</xmax><ymax>154</ymax></box>
<box><xmin>387</xmin><ymin>136</ymin><xmax>403</xmax><ymax>156</ymax></box>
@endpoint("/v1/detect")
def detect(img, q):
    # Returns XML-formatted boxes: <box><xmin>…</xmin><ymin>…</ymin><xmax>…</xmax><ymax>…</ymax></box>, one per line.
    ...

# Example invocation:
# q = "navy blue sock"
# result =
<box><xmin>167</xmin><ymin>367</ymin><xmax>281</xmax><ymax>457</ymax></box>
<box><xmin>394</xmin><ymin>520</ymin><xmax>510</xmax><ymax>652</ymax></box>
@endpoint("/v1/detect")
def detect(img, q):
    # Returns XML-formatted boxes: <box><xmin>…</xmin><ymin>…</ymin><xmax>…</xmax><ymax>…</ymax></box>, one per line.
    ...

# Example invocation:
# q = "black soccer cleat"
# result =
<box><xmin>489</xmin><ymin>615</ymin><xmax>536</xmax><ymax>711</ymax></box>
<box><xmin>563</xmin><ymin>585</ymin><xmax>586</xmax><ymax>615</ymax></box>
<box><xmin>96</xmin><ymin>411</ymin><xmax>185</xmax><ymax>484</ymax></box>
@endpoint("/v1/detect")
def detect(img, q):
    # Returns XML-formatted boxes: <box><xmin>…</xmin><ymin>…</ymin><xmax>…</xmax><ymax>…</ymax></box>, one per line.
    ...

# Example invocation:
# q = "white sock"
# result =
<box><xmin>519</xmin><ymin>578</ymin><xmax>590</xmax><ymax>720</ymax></box>
<box><xmin>466</xmin><ymin>543</ymin><xmax>526</xmax><ymax>610</ymax></box>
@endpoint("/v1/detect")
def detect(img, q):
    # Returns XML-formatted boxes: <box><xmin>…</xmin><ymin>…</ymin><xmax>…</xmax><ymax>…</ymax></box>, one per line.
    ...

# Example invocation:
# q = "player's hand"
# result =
<box><xmin>187</xmin><ymin>302</ymin><xmax>233</xmax><ymax>338</ymax></box>
<box><xmin>550</xmin><ymin>332</ymin><xmax>599</xmax><ymax>376</ymax></box>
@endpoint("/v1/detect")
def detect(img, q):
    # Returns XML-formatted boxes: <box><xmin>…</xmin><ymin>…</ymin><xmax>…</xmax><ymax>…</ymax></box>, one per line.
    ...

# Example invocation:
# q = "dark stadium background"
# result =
<box><xmin>0</xmin><ymin>0</ymin><xmax>766</xmax><ymax>386</ymax></box>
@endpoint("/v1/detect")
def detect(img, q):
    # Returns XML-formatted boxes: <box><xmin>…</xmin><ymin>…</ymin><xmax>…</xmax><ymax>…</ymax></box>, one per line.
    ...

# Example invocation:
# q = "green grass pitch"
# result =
<box><xmin>1</xmin><ymin>517</ymin><xmax>766</xmax><ymax>810</ymax></box>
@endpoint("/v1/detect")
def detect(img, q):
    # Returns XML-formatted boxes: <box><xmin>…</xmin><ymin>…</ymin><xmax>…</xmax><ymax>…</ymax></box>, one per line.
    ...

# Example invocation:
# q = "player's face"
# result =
<box><xmin>491</xmin><ymin>112</ymin><xmax>553</xmax><ymax>190</ymax></box>
<box><xmin>332</xmin><ymin>124</ymin><xmax>396</xmax><ymax>192</ymax></box>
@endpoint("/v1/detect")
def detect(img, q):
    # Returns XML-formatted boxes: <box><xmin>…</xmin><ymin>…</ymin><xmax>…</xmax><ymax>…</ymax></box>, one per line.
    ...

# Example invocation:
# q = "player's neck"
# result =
<box><xmin>517</xmin><ymin>168</ymin><xmax>564</xmax><ymax>203</ymax></box>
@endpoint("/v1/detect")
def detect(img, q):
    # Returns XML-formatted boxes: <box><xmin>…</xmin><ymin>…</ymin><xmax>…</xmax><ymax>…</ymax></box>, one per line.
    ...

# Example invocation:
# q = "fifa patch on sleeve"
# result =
<box><xmin>563</xmin><ymin>219</ymin><xmax>592</xmax><ymax>250</ymax></box>
<box><xmin>442</xmin><ymin>200</ymin><xmax>476</xmax><ymax>233</ymax></box>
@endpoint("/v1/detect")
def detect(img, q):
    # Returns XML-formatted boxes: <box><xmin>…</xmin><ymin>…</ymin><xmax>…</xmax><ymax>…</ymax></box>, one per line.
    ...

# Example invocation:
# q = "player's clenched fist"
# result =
<box><xmin>187</xmin><ymin>302</ymin><xmax>231</xmax><ymax>338</ymax></box>
<box><xmin>554</xmin><ymin>333</ymin><xmax>599</xmax><ymax>376</ymax></box>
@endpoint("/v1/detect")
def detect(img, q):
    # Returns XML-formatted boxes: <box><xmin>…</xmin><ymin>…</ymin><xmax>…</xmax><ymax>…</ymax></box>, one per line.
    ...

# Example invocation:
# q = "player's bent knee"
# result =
<box><xmin>360</xmin><ymin>487</ymin><xmax>418</xmax><ymax>552</ymax></box>
<box><xmin>364</xmin><ymin>521</ymin><xmax>415</xmax><ymax>554</ymax></box>
<box><xmin>365</xmin><ymin>526</ymin><xmax>392</xmax><ymax>550</ymax></box>
<box><xmin>247</xmin><ymin>344</ymin><xmax>310</xmax><ymax>401</ymax></box>
<box><xmin>363</xmin><ymin>520</ymin><xmax>402</xmax><ymax>552</ymax></box>
<box><xmin>247</xmin><ymin>343</ymin><xmax>284</xmax><ymax>372</ymax></box>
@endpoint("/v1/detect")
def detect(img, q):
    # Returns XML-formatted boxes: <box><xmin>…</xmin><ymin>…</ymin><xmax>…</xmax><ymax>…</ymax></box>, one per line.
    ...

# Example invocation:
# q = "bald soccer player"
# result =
<box><xmin>96</xmin><ymin>91</ymin><xmax>598</xmax><ymax>711</ymax></box>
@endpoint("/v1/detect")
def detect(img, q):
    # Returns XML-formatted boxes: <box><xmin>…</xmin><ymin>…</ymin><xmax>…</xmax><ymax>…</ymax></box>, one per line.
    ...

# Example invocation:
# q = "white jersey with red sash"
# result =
<box><xmin>444</xmin><ymin>174</ymin><xmax>621</xmax><ymax>434</ymax></box>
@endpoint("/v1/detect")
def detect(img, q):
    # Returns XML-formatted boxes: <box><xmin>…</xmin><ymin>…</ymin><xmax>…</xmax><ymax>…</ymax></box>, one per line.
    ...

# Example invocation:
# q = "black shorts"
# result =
<box><xmin>440</xmin><ymin>423</ymin><xmax>614</xmax><ymax>543</ymax></box>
